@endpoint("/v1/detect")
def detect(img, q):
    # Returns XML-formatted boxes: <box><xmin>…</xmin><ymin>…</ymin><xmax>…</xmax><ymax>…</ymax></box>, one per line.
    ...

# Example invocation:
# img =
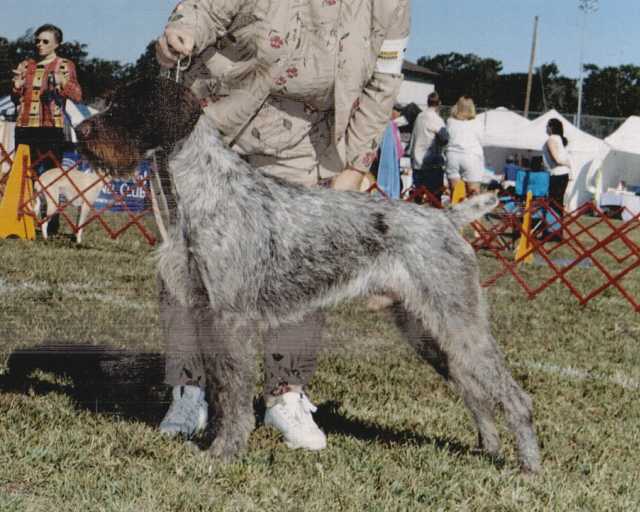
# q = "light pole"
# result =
<box><xmin>576</xmin><ymin>0</ymin><xmax>598</xmax><ymax>129</ymax></box>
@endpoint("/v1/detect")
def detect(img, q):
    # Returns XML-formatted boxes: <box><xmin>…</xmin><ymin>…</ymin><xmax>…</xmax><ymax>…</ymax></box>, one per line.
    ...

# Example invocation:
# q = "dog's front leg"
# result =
<box><xmin>156</xmin><ymin>229</ymin><xmax>193</xmax><ymax>308</ymax></box>
<box><xmin>203</xmin><ymin>314</ymin><xmax>258</xmax><ymax>461</ymax></box>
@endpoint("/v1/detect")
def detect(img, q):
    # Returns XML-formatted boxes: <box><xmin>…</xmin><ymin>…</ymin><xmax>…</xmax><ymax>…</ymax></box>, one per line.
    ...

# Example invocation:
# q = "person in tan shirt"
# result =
<box><xmin>155</xmin><ymin>0</ymin><xmax>410</xmax><ymax>450</ymax></box>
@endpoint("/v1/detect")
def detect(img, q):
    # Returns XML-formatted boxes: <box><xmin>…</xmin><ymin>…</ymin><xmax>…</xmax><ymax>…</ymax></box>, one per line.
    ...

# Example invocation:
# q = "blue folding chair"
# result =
<box><xmin>515</xmin><ymin>169</ymin><xmax>560</xmax><ymax>235</ymax></box>
<box><xmin>495</xmin><ymin>170</ymin><xmax>557</xmax><ymax>247</ymax></box>
<box><xmin>515</xmin><ymin>169</ymin><xmax>549</xmax><ymax>198</ymax></box>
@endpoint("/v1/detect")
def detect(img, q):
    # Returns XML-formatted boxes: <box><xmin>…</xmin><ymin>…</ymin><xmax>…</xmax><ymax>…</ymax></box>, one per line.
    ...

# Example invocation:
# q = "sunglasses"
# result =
<box><xmin>35</xmin><ymin>38</ymin><xmax>51</xmax><ymax>45</ymax></box>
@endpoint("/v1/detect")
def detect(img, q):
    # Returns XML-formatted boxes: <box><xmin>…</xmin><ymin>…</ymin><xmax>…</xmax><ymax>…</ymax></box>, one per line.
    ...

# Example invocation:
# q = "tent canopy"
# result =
<box><xmin>471</xmin><ymin>107</ymin><xmax>530</xmax><ymax>148</ymax></box>
<box><xmin>0</xmin><ymin>96</ymin><xmax>15</xmax><ymax>120</ymax></box>
<box><xmin>604</xmin><ymin>116</ymin><xmax>640</xmax><ymax>155</ymax></box>
<box><xmin>587</xmin><ymin>116</ymin><xmax>640</xmax><ymax>202</ymax></box>
<box><xmin>476</xmin><ymin>108</ymin><xmax>605</xmax><ymax>210</ymax></box>
<box><xmin>494</xmin><ymin>109</ymin><xmax>604</xmax><ymax>154</ymax></box>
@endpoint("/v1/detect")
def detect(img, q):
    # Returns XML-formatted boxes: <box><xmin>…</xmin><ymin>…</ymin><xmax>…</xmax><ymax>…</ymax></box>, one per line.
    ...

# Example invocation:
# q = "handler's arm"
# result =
<box><xmin>337</xmin><ymin>0</ymin><xmax>410</xmax><ymax>190</ymax></box>
<box><xmin>156</xmin><ymin>0</ymin><xmax>238</xmax><ymax>67</ymax></box>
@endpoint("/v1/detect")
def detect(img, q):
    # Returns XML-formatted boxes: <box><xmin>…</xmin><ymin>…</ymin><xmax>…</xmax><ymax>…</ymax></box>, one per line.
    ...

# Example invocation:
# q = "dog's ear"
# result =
<box><xmin>122</xmin><ymin>77</ymin><xmax>203</xmax><ymax>150</ymax></box>
<box><xmin>153</xmin><ymin>78</ymin><xmax>203</xmax><ymax>147</ymax></box>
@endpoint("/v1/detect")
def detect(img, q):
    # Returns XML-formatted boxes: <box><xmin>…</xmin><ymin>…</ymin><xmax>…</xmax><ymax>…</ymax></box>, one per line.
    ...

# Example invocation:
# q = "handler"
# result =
<box><xmin>155</xmin><ymin>0</ymin><xmax>410</xmax><ymax>450</ymax></box>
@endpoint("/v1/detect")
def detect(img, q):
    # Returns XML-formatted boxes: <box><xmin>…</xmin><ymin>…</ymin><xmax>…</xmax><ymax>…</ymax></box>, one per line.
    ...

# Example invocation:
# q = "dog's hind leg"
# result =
<box><xmin>481</xmin><ymin>340</ymin><xmax>542</xmax><ymax>473</ymax></box>
<box><xmin>394</xmin><ymin>296</ymin><xmax>541</xmax><ymax>473</ymax></box>
<box><xmin>203</xmin><ymin>315</ymin><xmax>258</xmax><ymax>461</ymax></box>
<box><xmin>453</xmin><ymin>327</ymin><xmax>541</xmax><ymax>473</ymax></box>
<box><xmin>392</xmin><ymin>304</ymin><xmax>501</xmax><ymax>458</ymax></box>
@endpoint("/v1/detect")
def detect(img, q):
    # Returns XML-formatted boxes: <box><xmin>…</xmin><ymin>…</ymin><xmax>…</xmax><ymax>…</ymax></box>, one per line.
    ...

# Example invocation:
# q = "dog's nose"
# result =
<box><xmin>76</xmin><ymin>121</ymin><xmax>92</xmax><ymax>140</ymax></box>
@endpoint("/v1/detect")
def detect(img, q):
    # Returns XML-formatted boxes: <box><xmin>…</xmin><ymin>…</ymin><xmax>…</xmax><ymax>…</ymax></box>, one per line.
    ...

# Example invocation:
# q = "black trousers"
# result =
<box><xmin>14</xmin><ymin>127</ymin><xmax>66</xmax><ymax>175</ymax></box>
<box><xmin>547</xmin><ymin>174</ymin><xmax>569</xmax><ymax>236</ymax></box>
<box><xmin>159</xmin><ymin>279</ymin><xmax>323</xmax><ymax>395</ymax></box>
<box><xmin>413</xmin><ymin>158</ymin><xmax>445</xmax><ymax>203</ymax></box>
<box><xmin>548</xmin><ymin>174</ymin><xmax>569</xmax><ymax>215</ymax></box>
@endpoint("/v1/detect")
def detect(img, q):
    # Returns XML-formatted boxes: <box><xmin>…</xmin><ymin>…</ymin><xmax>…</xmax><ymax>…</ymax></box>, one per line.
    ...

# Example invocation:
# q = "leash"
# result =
<box><xmin>160</xmin><ymin>55</ymin><xmax>192</xmax><ymax>83</ymax></box>
<box><xmin>150</xmin><ymin>153</ymin><xmax>170</xmax><ymax>242</ymax></box>
<box><xmin>174</xmin><ymin>55</ymin><xmax>191</xmax><ymax>84</ymax></box>
<box><xmin>151</xmin><ymin>56</ymin><xmax>192</xmax><ymax>242</ymax></box>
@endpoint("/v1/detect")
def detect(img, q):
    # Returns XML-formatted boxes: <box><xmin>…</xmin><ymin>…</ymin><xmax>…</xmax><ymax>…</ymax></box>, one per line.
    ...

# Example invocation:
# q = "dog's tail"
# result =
<box><xmin>446</xmin><ymin>193</ymin><xmax>499</xmax><ymax>228</ymax></box>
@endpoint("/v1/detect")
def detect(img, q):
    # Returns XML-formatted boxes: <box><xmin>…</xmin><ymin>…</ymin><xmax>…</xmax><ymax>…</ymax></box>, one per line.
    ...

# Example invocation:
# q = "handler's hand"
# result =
<box><xmin>331</xmin><ymin>167</ymin><xmax>375</xmax><ymax>193</ymax></box>
<box><xmin>331</xmin><ymin>168</ymin><xmax>364</xmax><ymax>191</ymax></box>
<box><xmin>156</xmin><ymin>27</ymin><xmax>195</xmax><ymax>68</ymax></box>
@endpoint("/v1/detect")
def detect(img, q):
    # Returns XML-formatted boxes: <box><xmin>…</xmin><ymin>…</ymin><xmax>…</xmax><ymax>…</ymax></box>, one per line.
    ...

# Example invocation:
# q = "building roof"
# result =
<box><xmin>402</xmin><ymin>60</ymin><xmax>439</xmax><ymax>81</ymax></box>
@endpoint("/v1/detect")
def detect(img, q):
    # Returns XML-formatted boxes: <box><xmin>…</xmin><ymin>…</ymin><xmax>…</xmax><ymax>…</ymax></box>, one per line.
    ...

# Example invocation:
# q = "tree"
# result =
<box><xmin>121</xmin><ymin>41</ymin><xmax>162</xmax><ymax>84</ymax></box>
<box><xmin>415</xmin><ymin>52</ymin><xmax>581</xmax><ymax>116</ymax></box>
<box><xmin>582</xmin><ymin>64</ymin><xmax>640</xmax><ymax>117</ymax></box>
<box><xmin>417</xmin><ymin>52</ymin><xmax>502</xmax><ymax>106</ymax></box>
<box><xmin>494</xmin><ymin>63</ymin><xmax>577</xmax><ymax>115</ymax></box>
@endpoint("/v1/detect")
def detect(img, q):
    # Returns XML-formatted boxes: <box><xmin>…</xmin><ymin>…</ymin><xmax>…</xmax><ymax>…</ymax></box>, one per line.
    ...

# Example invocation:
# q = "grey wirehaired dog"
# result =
<box><xmin>76</xmin><ymin>78</ymin><xmax>541</xmax><ymax>473</ymax></box>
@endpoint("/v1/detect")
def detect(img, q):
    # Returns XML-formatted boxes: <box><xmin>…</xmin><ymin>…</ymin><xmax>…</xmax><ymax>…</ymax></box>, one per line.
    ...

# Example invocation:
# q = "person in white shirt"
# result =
<box><xmin>445</xmin><ymin>96</ymin><xmax>484</xmax><ymax>196</ymax></box>
<box><xmin>542</xmin><ymin>118</ymin><xmax>572</xmax><ymax>239</ymax></box>
<box><xmin>410</xmin><ymin>92</ymin><xmax>448</xmax><ymax>202</ymax></box>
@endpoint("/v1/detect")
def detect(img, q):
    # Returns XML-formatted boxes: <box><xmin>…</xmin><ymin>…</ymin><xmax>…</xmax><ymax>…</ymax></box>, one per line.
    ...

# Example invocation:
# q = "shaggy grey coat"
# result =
<box><xmin>76</xmin><ymin>78</ymin><xmax>541</xmax><ymax>473</ymax></box>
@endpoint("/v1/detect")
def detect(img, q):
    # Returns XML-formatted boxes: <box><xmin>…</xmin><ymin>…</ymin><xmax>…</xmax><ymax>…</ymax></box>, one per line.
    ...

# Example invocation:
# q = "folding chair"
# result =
<box><xmin>490</xmin><ymin>169</ymin><xmax>552</xmax><ymax>247</ymax></box>
<box><xmin>516</xmin><ymin>169</ymin><xmax>559</xmax><ymax>237</ymax></box>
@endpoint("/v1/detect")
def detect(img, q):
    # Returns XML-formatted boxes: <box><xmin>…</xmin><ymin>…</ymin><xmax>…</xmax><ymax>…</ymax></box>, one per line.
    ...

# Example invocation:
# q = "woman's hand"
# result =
<box><xmin>54</xmin><ymin>71</ymin><xmax>66</xmax><ymax>89</ymax></box>
<box><xmin>156</xmin><ymin>27</ymin><xmax>195</xmax><ymax>68</ymax></box>
<box><xmin>331</xmin><ymin>167</ymin><xmax>376</xmax><ymax>193</ymax></box>
<box><xmin>11</xmin><ymin>67</ymin><xmax>25</xmax><ymax>90</ymax></box>
<box><xmin>331</xmin><ymin>167</ymin><xmax>366</xmax><ymax>191</ymax></box>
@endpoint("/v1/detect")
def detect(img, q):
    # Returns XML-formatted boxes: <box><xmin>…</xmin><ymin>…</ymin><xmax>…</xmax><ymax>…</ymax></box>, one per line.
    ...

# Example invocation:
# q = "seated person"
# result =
<box><xmin>502</xmin><ymin>155</ymin><xmax>520</xmax><ymax>182</ymax></box>
<box><xmin>530</xmin><ymin>155</ymin><xmax>544</xmax><ymax>171</ymax></box>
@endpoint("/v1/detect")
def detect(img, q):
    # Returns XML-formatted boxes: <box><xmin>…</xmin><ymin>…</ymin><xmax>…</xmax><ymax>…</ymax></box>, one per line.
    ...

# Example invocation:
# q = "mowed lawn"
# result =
<box><xmin>0</xmin><ymin>214</ymin><xmax>639</xmax><ymax>511</ymax></box>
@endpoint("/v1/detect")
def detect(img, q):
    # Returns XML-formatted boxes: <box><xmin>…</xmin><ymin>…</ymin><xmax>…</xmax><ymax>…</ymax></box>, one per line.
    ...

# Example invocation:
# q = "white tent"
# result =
<box><xmin>513</xmin><ymin>110</ymin><xmax>603</xmax><ymax>154</ymax></box>
<box><xmin>0</xmin><ymin>95</ymin><xmax>15</xmax><ymax>120</ymax></box>
<box><xmin>586</xmin><ymin>116</ymin><xmax>640</xmax><ymax>205</ymax></box>
<box><xmin>472</xmin><ymin>107</ymin><xmax>530</xmax><ymax>147</ymax></box>
<box><xmin>472</xmin><ymin>107</ymin><xmax>531</xmax><ymax>174</ymax></box>
<box><xmin>478</xmin><ymin>109</ymin><xmax>604</xmax><ymax>210</ymax></box>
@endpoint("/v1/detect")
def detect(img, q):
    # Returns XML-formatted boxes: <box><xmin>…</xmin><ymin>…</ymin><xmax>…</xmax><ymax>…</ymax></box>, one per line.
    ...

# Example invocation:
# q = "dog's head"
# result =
<box><xmin>76</xmin><ymin>77</ymin><xmax>202</xmax><ymax>176</ymax></box>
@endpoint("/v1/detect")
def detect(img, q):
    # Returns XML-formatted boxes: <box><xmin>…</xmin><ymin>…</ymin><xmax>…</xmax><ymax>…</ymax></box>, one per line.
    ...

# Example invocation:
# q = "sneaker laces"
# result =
<box><xmin>299</xmin><ymin>393</ymin><xmax>318</xmax><ymax>415</ymax></box>
<box><xmin>271</xmin><ymin>392</ymin><xmax>317</xmax><ymax>424</ymax></box>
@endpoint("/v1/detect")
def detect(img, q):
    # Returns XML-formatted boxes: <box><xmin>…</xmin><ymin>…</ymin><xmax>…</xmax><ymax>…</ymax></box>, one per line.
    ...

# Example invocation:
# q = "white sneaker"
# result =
<box><xmin>159</xmin><ymin>385</ymin><xmax>208</xmax><ymax>438</ymax></box>
<box><xmin>264</xmin><ymin>391</ymin><xmax>327</xmax><ymax>450</ymax></box>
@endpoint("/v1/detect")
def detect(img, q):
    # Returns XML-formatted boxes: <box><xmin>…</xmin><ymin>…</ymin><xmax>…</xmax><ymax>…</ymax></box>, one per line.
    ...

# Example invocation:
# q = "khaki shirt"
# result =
<box><xmin>167</xmin><ymin>0</ymin><xmax>410</xmax><ymax>173</ymax></box>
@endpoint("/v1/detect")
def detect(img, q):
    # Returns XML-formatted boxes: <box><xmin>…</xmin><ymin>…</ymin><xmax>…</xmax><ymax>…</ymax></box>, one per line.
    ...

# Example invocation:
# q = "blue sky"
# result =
<box><xmin>1</xmin><ymin>1</ymin><xmax>638</xmax><ymax>78</ymax></box>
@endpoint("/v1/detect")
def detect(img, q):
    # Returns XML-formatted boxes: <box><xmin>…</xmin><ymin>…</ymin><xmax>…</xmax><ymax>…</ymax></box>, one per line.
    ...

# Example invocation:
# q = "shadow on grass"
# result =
<box><xmin>0</xmin><ymin>344</ymin><xmax>504</xmax><ymax>468</ymax></box>
<box><xmin>313</xmin><ymin>400</ymin><xmax>504</xmax><ymax>468</ymax></box>
<box><xmin>0</xmin><ymin>343</ymin><xmax>168</xmax><ymax>425</ymax></box>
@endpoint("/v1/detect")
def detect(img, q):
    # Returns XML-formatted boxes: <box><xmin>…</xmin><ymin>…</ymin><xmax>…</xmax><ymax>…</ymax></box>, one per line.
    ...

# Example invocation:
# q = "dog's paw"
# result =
<box><xmin>207</xmin><ymin>435</ymin><xmax>245</xmax><ymax>463</ymax></box>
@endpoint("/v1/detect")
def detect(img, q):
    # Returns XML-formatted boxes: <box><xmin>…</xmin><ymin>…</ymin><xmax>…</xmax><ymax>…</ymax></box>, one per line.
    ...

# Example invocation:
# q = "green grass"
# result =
<box><xmin>0</xmin><ymin>216</ymin><xmax>639</xmax><ymax>511</ymax></box>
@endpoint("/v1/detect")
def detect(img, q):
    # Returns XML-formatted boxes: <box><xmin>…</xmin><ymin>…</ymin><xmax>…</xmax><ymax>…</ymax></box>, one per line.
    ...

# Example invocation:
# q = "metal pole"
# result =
<box><xmin>576</xmin><ymin>0</ymin><xmax>598</xmax><ymax>129</ymax></box>
<box><xmin>576</xmin><ymin>10</ymin><xmax>587</xmax><ymax>129</ymax></box>
<box><xmin>524</xmin><ymin>16</ymin><xmax>539</xmax><ymax>119</ymax></box>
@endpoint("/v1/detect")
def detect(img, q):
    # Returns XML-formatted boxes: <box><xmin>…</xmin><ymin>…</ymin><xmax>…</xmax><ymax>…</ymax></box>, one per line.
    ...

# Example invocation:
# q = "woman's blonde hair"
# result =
<box><xmin>451</xmin><ymin>96</ymin><xmax>476</xmax><ymax>121</ymax></box>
